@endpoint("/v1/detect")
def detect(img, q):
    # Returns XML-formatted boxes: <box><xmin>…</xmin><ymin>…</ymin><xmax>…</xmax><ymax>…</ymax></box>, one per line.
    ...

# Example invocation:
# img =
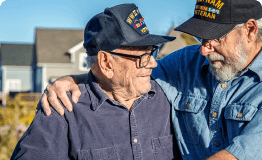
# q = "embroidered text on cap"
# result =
<box><xmin>125</xmin><ymin>8</ymin><xmax>149</xmax><ymax>35</ymax></box>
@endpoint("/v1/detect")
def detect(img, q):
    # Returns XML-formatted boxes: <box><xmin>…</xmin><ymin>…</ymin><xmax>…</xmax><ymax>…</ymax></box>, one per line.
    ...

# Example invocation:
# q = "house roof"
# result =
<box><xmin>1</xmin><ymin>43</ymin><xmax>33</xmax><ymax>66</ymax></box>
<box><xmin>158</xmin><ymin>27</ymin><xmax>187</xmax><ymax>59</ymax></box>
<box><xmin>35</xmin><ymin>28</ymin><xmax>84</xmax><ymax>63</ymax></box>
<box><xmin>158</xmin><ymin>26</ymin><xmax>199</xmax><ymax>59</ymax></box>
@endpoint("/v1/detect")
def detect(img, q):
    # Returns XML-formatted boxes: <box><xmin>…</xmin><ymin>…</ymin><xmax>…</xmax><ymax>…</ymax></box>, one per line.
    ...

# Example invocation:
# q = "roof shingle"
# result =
<box><xmin>1</xmin><ymin>43</ymin><xmax>33</xmax><ymax>66</ymax></box>
<box><xmin>35</xmin><ymin>28</ymin><xmax>84</xmax><ymax>63</ymax></box>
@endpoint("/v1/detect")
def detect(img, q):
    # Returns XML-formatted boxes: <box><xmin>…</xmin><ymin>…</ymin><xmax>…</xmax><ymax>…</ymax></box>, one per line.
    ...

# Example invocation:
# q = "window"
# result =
<box><xmin>5</xmin><ymin>79</ymin><xmax>21</xmax><ymax>91</ymax></box>
<box><xmin>79</xmin><ymin>53</ymin><xmax>89</xmax><ymax>71</ymax></box>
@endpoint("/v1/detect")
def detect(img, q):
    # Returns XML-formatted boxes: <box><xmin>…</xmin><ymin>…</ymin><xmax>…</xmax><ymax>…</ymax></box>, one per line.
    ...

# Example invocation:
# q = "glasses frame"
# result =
<box><xmin>108</xmin><ymin>46</ymin><xmax>159</xmax><ymax>68</ymax></box>
<box><xmin>208</xmin><ymin>33</ymin><xmax>228</xmax><ymax>46</ymax></box>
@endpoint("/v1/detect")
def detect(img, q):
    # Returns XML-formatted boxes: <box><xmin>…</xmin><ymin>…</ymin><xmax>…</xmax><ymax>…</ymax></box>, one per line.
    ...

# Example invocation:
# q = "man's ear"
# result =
<box><xmin>97</xmin><ymin>51</ymin><xmax>114</xmax><ymax>79</ymax></box>
<box><xmin>244</xmin><ymin>19</ymin><xmax>258</xmax><ymax>43</ymax></box>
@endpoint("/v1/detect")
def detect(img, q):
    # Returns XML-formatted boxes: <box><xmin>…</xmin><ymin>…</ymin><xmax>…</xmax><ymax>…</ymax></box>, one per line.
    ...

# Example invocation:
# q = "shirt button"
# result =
<box><xmin>186</xmin><ymin>103</ymin><xmax>190</xmax><ymax>109</ymax></box>
<box><xmin>237</xmin><ymin>113</ymin><xmax>243</xmax><ymax>118</ymax></box>
<box><xmin>215</xmin><ymin>142</ymin><xmax>220</xmax><ymax>147</ymax></box>
<box><xmin>134</xmin><ymin>138</ymin><xmax>138</xmax><ymax>143</ymax></box>
<box><xmin>221</xmin><ymin>83</ymin><xmax>227</xmax><ymax>89</ymax></box>
<box><xmin>212</xmin><ymin>112</ymin><xmax>217</xmax><ymax>118</ymax></box>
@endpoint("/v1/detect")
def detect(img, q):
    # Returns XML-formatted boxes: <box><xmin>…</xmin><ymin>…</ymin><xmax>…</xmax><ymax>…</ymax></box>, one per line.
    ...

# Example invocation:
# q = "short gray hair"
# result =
<box><xmin>85</xmin><ymin>52</ymin><xmax>121</xmax><ymax>69</ymax></box>
<box><xmin>86</xmin><ymin>55</ymin><xmax>98</xmax><ymax>69</ymax></box>
<box><xmin>256</xmin><ymin>17</ymin><xmax>262</xmax><ymax>42</ymax></box>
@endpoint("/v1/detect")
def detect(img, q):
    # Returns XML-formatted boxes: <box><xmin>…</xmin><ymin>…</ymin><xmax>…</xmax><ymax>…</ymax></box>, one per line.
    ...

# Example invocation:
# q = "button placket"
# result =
<box><xmin>209</xmin><ymin>82</ymin><xmax>229</xmax><ymax>126</ymax></box>
<box><xmin>209</xmin><ymin>81</ymin><xmax>230</xmax><ymax>153</ymax></box>
<box><xmin>130</xmin><ymin>111</ymin><xmax>142</xmax><ymax>160</ymax></box>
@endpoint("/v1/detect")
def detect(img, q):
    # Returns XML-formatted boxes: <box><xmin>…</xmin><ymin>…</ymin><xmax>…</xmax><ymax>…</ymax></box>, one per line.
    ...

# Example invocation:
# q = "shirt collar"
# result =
<box><xmin>85</xmin><ymin>72</ymin><xmax>112</xmax><ymax>111</ymax></box>
<box><xmin>201</xmin><ymin>50</ymin><xmax>262</xmax><ymax>81</ymax></box>
<box><xmin>246</xmin><ymin>50</ymin><xmax>262</xmax><ymax>81</ymax></box>
<box><xmin>85</xmin><ymin>72</ymin><xmax>156</xmax><ymax>111</ymax></box>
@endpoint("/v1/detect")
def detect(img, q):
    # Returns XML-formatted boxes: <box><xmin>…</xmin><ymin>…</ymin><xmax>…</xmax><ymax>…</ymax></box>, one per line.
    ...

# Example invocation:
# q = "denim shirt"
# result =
<box><xmin>11</xmin><ymin>72</ymin><xmax>181</xmax><ymax>160</ymax></box>
<box><xmin>152</xmin><ymin>45</ymin><xmax>262</xmax><ymax>160</ymax></box>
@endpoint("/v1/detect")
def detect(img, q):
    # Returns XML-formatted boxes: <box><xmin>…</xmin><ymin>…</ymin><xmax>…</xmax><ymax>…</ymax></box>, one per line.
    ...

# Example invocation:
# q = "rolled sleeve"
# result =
<box><xmin>226</xmin><ymin>109</ymin><xmax>262</xmax><ymax>160</ymax></box>
<box><xmin>11</xmin><ymin>106</ymin><xmax>69</xmax><ymax>160</ymax></box>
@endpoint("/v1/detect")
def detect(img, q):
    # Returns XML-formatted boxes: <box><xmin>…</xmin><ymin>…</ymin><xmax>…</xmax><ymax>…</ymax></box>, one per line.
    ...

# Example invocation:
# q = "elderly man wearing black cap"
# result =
<box><xmin>11</xmin><ymin>3</ymin><xmax>183</xmax><ymax>160</ymax></box>
<box><xmin>38</xmin><ymin>0</ymin><xmax>262</xmax><ymax>160</ymax></box>
<box><xmin>153</xmin><ymin>0</ymin><xmax>262</xmax><ymax>159</ymax></box>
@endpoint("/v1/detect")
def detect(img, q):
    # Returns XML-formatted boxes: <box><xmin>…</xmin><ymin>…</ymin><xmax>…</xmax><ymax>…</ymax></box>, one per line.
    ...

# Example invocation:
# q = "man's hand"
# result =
<box><xmin>38</xmin><ymin>76</ymin><xmax>82</xmax><ymax>116</ymax></box>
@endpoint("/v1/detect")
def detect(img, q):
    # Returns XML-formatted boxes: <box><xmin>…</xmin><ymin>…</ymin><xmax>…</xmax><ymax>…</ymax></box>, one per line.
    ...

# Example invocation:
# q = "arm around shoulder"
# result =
<box><xmin>39</xmin><ymin>73</ymin><xmax>87</xmax><ymax>116</ymax></box>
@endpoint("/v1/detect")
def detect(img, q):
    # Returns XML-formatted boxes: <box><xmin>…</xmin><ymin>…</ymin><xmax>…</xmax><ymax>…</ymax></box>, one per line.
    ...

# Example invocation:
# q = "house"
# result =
<box><xmin>0</xmin><ymin>43</ymin><xmax>34</xmax><ymax>106</ymax></box>
<box><xmin>33</xmin><ymin>28</ymin><xmax>88</xmax><ymax>92</ymax></box>
<box><xmin>0</xmin><ymin>43</ymin><xmax>34</xmax><ymax>93</ymax></box>
<box><xmin>158</xmin><ymin>26</ymin><xmax>199</xmax><ymax>59</ymax></box>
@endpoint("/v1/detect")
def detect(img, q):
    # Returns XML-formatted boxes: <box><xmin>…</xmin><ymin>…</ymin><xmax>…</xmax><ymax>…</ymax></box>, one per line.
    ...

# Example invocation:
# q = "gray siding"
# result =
<box><xmin>3</xmin><ymin>66</ymin><xmax>32</xmax><ymax>92</ymax></box>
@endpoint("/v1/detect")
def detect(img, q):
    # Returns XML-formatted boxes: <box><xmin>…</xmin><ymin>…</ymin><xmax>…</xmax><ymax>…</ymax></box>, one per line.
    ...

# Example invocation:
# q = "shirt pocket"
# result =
<box><xmin>173</xmin><ymin>93</ymin><xmax>208</xmax><ymax>145</ymax></box>
<box><xmin>78</xmin><ymin>146</ymin><xmax>119</xmax><ymax>160</ymax></box>
<box><xmin>151</xmin><ymin>135</ymin><xmax>174</xmax><ymax>160</ymax></box>
<box><xmin>224</xmin><ymin>103</ymin><xmax>258</xmax><ymax>140</ymax></box>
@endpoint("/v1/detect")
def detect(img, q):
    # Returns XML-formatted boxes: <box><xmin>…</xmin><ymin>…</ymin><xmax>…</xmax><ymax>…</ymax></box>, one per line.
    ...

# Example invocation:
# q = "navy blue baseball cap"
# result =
<box><xmin>175</xmin><ymin>0</ymin><xmax>262</xmax><ymax>40</ymax></box>
<box><xmin>83</xmin><ymin>3</ymin><xmax>176</xmax><ymax>56</ymax></box>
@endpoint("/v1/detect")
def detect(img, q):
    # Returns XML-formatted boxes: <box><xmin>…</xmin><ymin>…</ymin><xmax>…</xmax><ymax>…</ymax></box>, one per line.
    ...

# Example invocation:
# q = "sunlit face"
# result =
<box><xmin>201</xmin><ymin>28</ymin><xmax>249</xmax><ymax>82</ymax></box>
<box><xmin>110</xmin><ymin>46</ymin><xmax>157</xmax><ymax>98</ymax></box>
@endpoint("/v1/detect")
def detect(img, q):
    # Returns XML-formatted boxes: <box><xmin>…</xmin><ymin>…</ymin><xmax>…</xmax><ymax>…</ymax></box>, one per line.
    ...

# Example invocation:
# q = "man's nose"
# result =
<box><xmin>200</xmin><ymin>40</ymin><xmax>215</xmax><ymax>56</ymax></box>
<box><xmin>146</xmin><ymin>56</ymin><xmax>158</xmax><ymax>69</ymax></box>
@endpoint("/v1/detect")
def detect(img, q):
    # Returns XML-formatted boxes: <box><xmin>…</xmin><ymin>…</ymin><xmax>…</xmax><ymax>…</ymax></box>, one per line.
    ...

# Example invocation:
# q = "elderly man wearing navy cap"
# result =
<box><xmin>37</xmin><ymin>0</ymin><xmax>262</xmax><ymax>159</ymax></box>
<box><xmin>11</xmin><ymin>3</ymin><xmax>183</xmax><ymax>160</ymax></box>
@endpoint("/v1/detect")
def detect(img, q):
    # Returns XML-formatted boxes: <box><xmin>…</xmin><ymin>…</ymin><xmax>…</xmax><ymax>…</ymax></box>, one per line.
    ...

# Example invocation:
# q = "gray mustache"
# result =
<box><xmin>206</xmin><ymin>53</ymin><xmax>225</xmax><ymax>61</ymax></box>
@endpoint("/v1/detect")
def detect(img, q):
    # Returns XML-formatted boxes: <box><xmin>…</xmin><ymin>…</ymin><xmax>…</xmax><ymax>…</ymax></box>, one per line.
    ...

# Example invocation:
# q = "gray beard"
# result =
<box><xmin>207</xmin><ymin>37</ymin><xmax>248</xmax><ymax>82</ymax></box>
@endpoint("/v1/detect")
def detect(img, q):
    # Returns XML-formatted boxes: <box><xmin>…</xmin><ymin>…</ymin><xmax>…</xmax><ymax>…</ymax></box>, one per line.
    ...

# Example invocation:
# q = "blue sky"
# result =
<box><xmin>0</xmin><ymin>0</ymin><xmax>195</xmax><ymax>44</ymax></box>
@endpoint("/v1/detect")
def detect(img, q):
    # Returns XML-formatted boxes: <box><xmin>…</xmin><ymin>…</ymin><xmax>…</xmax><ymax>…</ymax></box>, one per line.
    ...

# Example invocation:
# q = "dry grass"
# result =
<box><xmin>181</xmin><ymin>33</ymin><xmax>200</xmax><ymax>46</ymax></box>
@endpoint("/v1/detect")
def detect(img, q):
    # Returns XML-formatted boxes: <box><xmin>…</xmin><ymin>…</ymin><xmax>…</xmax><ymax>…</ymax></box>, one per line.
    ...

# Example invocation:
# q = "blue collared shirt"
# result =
<box><xmin>152</xmin><ymin>45</ymin><xmax>262</xmax><ymax>160</ymax></box>
<box><xmin>11</xmin><ymin>72</ymin><xmax>181</xmax><ymax>160</ymax></box>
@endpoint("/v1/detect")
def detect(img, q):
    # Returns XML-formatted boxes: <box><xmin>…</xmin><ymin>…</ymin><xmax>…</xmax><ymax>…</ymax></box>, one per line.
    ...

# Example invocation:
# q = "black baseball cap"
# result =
<box><xmin>175</xmin><ymin>0</ymin><xmax>262</xmax><ymax>40</ymax></box>
<box><xmin>83</xmin><ymin>3</ymin><xmax>176</xmax><ymax>56</ymax></box>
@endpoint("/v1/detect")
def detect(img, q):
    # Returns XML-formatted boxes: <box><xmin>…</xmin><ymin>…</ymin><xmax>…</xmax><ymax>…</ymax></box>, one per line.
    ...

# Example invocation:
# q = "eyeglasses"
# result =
<box><xmin>203</xmin><ymin>34</ymin><xmax>227</xmax><ymax>46</ymax></box>
<box><xmin>108</xmin><ymin>46</ymin><xmax>159</xmax><ymax>68</ymax></box>
<box><xmin>193</xmin><ymin>36</ymin><xmax>224</xmax><ymax>46</ymax></box>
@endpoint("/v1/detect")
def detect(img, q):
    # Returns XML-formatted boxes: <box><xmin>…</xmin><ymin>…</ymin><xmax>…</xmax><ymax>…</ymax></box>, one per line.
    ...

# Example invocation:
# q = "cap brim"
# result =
<box><xmin>122</xmin><ymin>34</ymin><xmax>176</xmax><ymax>46</ymax></box>
<box><xmin>174</xmin><ymin>17</ymin><xmax>237</xmax><ymax>40</ymax></box>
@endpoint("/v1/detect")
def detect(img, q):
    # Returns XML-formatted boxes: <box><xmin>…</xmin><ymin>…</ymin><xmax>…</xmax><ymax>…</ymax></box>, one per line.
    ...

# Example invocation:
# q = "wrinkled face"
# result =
<box><xmin>110</xmin><ymin>46</ymin><xmax>157</xmax><ymax>98</ymax></box>
<box><xmin>201</xmin><ymin>27</ymin><xmax>249</xmax><ymax>82</ymax></box>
